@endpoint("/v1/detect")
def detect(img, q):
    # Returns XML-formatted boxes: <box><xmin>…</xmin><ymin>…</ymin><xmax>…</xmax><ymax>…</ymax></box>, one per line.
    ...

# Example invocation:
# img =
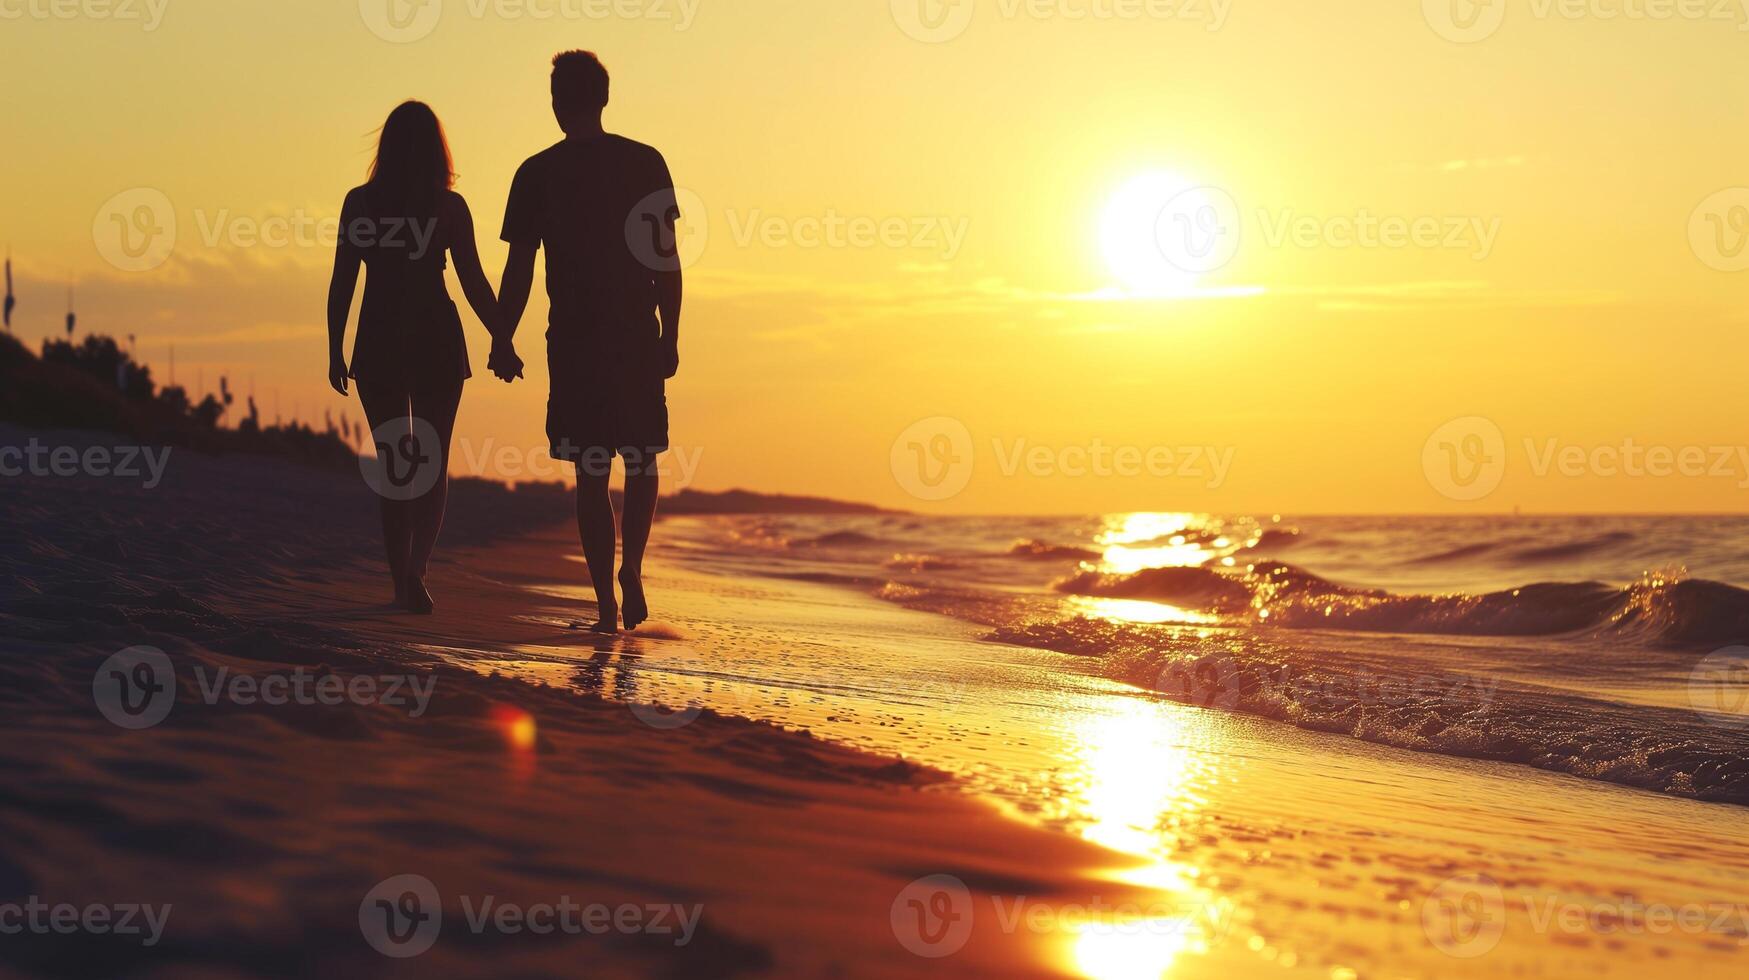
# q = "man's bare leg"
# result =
<box><xmin>575</xmin><ymin>463</ymin><xmax>620</xmax><ymax>633</ymax></box>
<box><xmin>618</xmin><ymin>462</ymin><xmax>660</xmax><ymax>631</ymax></box>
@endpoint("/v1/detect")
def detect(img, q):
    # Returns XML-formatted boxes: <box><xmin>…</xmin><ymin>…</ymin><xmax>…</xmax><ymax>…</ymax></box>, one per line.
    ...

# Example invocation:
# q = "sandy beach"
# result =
<box><xmin>8</xmin><ymin>426</ymin><xmax>1748</xmax><ymax>977</ymax></box>
<box><xmin>0</xmin><ymin>426</ymin><xmax>1171</xmax><ymax>978</ymax></box>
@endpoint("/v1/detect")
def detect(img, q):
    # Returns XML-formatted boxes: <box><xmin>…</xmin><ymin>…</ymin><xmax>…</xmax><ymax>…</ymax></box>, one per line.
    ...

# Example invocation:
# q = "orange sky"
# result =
<box><xmin>5</xmin><ymin>0</ymin><xmax>1749</xmax><ymax>513</ymax></box>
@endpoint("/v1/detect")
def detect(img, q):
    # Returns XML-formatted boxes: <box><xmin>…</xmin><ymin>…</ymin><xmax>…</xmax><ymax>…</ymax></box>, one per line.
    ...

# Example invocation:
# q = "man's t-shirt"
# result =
<box><xmin>501</xmin><ymin>135</ymin><xmax>677</xmax><ymax>377</ymax></box>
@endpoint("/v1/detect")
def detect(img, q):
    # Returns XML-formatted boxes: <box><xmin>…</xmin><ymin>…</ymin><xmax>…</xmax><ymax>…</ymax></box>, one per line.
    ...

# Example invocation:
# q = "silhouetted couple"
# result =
<box><xmin>326</xmin><ymin>50</ymin><xmax>682</xmax><ymax>634</ymax></box>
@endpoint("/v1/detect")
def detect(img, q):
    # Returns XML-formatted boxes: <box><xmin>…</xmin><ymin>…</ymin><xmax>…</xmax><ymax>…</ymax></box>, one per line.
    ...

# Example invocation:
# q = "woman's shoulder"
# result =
<box><xmin>437</xmin><ymin>189</ymin><xmax>473</xmax><ymax>220</ymax></box>
<box><xmin>342</xmin><ymin>183</ymin><xmax>373</xmax><ymax>211</ymax></box>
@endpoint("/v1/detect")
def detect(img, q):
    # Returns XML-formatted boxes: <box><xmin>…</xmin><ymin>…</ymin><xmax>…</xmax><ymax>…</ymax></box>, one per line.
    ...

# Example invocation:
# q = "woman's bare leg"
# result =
<box><xmin>404</xmin><ymin>381</ymin><xmax>462</xmax><ymax>613</ymax></box>
<box><xmin>355</xmin><ymin>382</ymin><xmax>415</xmax><ymax>608</ymax></box>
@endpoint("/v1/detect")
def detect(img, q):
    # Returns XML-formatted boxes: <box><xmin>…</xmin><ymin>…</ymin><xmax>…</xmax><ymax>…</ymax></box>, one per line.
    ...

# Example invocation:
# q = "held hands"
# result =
<box><xmin>662</xmin><ymin>343</ymin><xmax>679</xmax><ymax>380</ymax></box>
<box><xmin>488</xmin><ymin>335</ymin><xmax>525</xmax><ymax>383</ymax></box>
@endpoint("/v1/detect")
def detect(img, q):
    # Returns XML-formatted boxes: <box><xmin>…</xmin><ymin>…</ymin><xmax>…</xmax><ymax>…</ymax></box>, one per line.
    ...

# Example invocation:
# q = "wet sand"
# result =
<box><xmin>0</xmin><ymin>429</ymin><xmax>1155</xmax><ymax>977</ymax></box>
<box><xmin>5</xmin><ymin>430</ymin><xmax>1747</xmax><ymax>977</ymax></box>
<box><xmin>359</xmin><ymin>516</ymin><xmax>1749</xmax><ymax>979</ymax></box>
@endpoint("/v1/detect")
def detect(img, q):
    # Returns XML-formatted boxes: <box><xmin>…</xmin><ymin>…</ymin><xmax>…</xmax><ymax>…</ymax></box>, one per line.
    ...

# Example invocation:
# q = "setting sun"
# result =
<box><xmin>1098</xmin><ymin>172</ymin><xmax>1231</xmax><ymax>296</ymax></box>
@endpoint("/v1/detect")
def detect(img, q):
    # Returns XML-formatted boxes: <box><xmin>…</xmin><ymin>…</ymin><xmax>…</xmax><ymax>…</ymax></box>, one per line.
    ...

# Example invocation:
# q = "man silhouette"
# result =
<box><xmin>493</xmin><ymin>50</ymin><xmax>683</xmax><ymax>634</ymax></box>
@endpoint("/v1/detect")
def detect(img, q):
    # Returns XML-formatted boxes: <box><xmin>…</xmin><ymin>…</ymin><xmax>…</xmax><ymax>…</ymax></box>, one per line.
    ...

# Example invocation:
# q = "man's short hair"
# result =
<box><xmin>552</xmin><ymin>50</ymin><xmax>610</xmax><ymax>113</ymax></box>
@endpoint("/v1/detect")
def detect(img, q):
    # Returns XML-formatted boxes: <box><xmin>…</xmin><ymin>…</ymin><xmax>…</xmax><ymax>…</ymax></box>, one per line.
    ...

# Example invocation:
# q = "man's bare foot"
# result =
<box><xmin>582</xmin><ymin>606</ymin><xmax>619</xmax><ymax>635</ymax></box>
<box><xmin>404</xmin><ymin>574</ymin><xmax>434</xmax><ymax>615</ymax></box>
<box><xmin>619</xmin><ymin>569</ymin><xmax>648</xmax><ymax>631</ymax></box>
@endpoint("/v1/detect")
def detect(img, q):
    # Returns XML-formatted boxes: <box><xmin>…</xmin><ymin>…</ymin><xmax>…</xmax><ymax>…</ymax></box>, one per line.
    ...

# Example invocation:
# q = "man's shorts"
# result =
<box><xmin>547</xmin><ymin>377</ymin><xmax>668</xmax><ymax>478</ymax></box>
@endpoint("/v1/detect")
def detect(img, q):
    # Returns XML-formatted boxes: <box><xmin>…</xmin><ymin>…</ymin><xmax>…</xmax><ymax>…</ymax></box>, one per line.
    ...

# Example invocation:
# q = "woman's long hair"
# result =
<box><xmin>367</xmin><ymin>101</ymin><xmax>455</xmax><ymax>214</ymax></box>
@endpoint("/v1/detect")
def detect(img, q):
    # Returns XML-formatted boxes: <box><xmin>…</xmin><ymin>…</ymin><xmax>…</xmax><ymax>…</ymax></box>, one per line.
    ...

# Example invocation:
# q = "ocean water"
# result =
<box><xmin>672</xmin><ymin>512</ymin><xmax>1749</xmax><ymax>808</ymax></box>
<box><xmin>442</xmin><ymin>515</ymin><xmax>1749</xmax><ymax>976</ymax></box>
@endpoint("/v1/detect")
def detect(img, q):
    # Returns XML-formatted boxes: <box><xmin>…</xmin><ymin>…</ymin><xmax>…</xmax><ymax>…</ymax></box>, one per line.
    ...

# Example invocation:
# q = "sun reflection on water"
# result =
<box><xmin>1096</xmin><ymin>513</ymin><xmax>1217</xmax><ymax>575</ymax></box>
<box><xmin>1070</xmin><ymin>596</ymin><xmax>1218</xmax><ymax>626</ymax></box>
<box><xmin>1052</xmin><ymin>698</ymin><xmax>1226</xmax><ymax>979</ymax></box>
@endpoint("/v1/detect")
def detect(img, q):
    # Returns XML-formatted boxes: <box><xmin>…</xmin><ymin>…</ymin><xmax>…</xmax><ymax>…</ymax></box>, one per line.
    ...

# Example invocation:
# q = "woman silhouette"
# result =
<box><xmin>326</xmin><ymin>101</ymin><xmax>502</xmax><ymax>613</ymax></box>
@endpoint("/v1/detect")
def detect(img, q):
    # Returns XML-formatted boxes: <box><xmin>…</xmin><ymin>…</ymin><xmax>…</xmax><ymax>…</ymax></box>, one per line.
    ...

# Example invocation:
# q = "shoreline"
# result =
<box><xmin>0</xmin><ymin>427</ymin><xmax>1160</xmax><ymax>977</ymax></box>
<box><xmin>9</xmin><ymin>430</ymin><xmax>1749</xmax><ymax>977</ymax></box>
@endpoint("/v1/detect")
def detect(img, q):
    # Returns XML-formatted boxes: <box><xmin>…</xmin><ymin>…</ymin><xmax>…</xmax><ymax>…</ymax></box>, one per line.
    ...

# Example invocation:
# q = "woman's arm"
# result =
<box><xmin>445</xmin><ymin>193</ymin><xmax>500</xmax><ymax>340</ymax></box>
<box><xmin>326</xmin><ymin>189</ymin><xmax>365</xmax><ymax>396</ymax></box>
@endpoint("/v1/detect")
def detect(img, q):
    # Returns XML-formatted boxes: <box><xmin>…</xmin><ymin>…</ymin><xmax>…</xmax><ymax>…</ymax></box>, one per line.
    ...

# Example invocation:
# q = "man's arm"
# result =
<box><xmin>493</xmin><ymin>156</ymin><xmax>543</xmax><ymax>379</ymax></box>
<box><xmin>498</xmin><ymin>241</ymin><xmax>538</xmax><ymax>344</ymax></box>
<box><xmin>657</xmin><ymin>268</ymin><xmax>682</xmax><ymax>379</ymax></box>
<box><xmin>489</xmin><ymin>241</ymin><xmax>537</xmax><ymax>380</ymax></box>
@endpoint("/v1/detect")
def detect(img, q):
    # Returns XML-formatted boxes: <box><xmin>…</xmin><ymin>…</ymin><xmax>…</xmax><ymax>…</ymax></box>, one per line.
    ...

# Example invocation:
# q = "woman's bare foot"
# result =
<box><xmin>404</xmin><ymin>574</ymin><xmax>434</xmax><ymax>615</ymax></box>
<box><xmin>619</xmin><ymin>569</ymin><xmax>648</xmax><ymax>631</ymax></box>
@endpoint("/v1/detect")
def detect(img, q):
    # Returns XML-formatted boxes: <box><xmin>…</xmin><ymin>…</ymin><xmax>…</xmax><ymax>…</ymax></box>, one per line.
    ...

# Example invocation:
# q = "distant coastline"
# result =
<box><xmin>0</xmin><ymin>331</ymin><xmax>891</xmax><ymax>517</ymax></box>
